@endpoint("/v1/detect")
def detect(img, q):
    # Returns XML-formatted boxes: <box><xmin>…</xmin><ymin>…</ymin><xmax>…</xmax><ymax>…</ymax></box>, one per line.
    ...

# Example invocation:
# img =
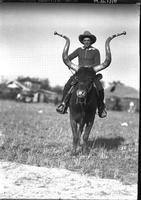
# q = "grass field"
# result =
<box><xmin>0</xmin><ymin>100</ymin><xmax>139</xmax><ymax>184</ymax></box>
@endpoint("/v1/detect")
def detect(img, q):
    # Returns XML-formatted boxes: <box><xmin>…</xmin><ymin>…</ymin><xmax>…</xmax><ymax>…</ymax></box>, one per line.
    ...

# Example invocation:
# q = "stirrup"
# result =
<box><xmin>56</xmin><ymin>103</ymin><xmax>68</xmax><ymax>114</ymax></box>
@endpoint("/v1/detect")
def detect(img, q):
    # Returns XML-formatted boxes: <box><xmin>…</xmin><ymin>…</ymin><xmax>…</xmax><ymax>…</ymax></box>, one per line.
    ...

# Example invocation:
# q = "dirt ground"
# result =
<box><xmin>0</xmin><ymin>160</ymin><xmax>137</xmax><ymax>199</ymax></box>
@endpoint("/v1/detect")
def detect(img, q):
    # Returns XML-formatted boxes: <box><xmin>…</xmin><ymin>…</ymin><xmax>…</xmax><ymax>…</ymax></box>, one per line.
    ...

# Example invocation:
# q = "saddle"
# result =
<box><xmin>69</xmin><ymin>73</ymin><xmax>103</xmax><ymax>97</ymax></box>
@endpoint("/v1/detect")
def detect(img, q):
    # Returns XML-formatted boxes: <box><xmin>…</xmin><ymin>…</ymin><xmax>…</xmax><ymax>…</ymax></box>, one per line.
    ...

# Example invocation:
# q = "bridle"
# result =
<box><xmin>76</xmin><ymin>79</ymin><xmax>94</xmax><ymax>105</ymax></box>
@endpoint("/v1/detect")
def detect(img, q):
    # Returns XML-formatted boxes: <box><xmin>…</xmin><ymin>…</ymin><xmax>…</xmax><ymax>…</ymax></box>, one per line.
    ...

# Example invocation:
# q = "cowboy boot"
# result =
<box><xmin>97</xmin><ymin>89</ymin><xmax>107</xmax><ymax>118</ymax></box>
<box><xmin>56</xmin><ymin>102</ymin><xmax>68</xmax><ymax>114</ymax></box>
<box><xmin>56</xmin><ymin>87</ymin><xmax>73</xmax><ymax>114</ymax></box>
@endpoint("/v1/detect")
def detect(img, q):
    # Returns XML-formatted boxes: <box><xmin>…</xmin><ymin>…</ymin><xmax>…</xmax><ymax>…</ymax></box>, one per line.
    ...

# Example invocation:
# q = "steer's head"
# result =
<box><xmin>76</xmin><ymin>67</ymin><xmax>95</xmax><ymax>104</ymax></box>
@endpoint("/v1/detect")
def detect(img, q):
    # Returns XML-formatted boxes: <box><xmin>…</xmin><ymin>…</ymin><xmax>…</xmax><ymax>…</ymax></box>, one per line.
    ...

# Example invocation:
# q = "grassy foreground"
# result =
<box><xmin>0</xmin><ymin>100</ymin><xmax>139</xmax><ymax>184</ymax></box>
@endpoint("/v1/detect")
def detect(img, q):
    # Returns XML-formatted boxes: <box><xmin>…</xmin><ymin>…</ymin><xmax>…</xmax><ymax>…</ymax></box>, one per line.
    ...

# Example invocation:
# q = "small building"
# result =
<box><xmin>18</xmin><ymin>78</ymin><xmax>41</xmax><ymax>91</ymax></box>
<box><xmin>8</xmin><ymin>78</ymin><xmax>62</xmax><ymax>104</ymax></box>
<box><xmin>105</xmin><ymin>84</ymin><xmax>139</xmax><ymax>112</ymax></box>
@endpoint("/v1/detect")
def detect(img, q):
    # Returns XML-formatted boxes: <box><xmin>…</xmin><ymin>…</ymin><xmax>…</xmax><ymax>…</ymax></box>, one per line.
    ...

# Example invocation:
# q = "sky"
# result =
<box><xmin>0</xmin><ymin>3</ymin><xmax>140</xmax><ymax>90</ymax></box>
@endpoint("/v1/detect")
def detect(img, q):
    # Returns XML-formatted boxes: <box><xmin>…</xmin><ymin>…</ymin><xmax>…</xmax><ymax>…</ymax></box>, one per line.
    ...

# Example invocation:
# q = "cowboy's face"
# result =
<box><xmin>83</xmin><ymin>37</ymin><xmax>92</xmax><ymax>48</ymax></box>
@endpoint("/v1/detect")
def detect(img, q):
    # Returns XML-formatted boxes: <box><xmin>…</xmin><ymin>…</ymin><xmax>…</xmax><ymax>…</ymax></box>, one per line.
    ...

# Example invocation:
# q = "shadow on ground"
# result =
<box><xmin>88</xmin><ymin>136</ymin><xmax>125</xmax><ymax>150</ymax></box>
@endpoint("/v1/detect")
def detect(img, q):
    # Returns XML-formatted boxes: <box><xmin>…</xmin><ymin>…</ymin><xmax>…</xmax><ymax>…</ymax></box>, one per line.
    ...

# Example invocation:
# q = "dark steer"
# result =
<box><xmin>54</xmin><ymin>31</ymin><xmax>126</xmax><ymax>155</ymax></box>
<box><xmin>69</xmin><ymin>67</ymin><xmax>98</xmax><ymax>155</ymax></box>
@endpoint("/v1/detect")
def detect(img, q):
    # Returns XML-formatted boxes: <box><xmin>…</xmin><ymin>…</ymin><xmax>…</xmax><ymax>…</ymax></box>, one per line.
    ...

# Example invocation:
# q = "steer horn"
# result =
<box><xmin>93</xmin><ymin>31</ymin><xmax>126</xmax><ymax>73</ymax></box>
<box><xmin>54</xmin><ymin>31</ymin><xmax>78</xmax><ymax>72</ymax></box>
<box><xmin>54</xmin><ymin>31</ymin><xmax>126</xmax><ymax>73</ymax></box>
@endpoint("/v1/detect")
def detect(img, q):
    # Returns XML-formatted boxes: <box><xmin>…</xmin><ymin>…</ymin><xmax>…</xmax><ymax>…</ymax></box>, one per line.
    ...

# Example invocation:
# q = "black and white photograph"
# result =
<box><xmin>0</xmin><ymin>2</ymin><xmax>140</xmax><ymax>199</ymax></box>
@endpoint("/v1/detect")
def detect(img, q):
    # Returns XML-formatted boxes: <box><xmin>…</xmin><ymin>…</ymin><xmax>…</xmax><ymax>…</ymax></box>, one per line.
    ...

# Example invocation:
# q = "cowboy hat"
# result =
<box><xmin>79</xmin><ymin>31</ymin><xmax>97</xmax><ymax>44</ymax></box>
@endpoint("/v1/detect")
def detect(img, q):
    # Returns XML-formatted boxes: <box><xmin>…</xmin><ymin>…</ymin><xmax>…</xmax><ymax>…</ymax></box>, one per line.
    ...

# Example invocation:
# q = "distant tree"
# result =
<box><xmin>0</xmin><ymin>80</ymin><xmax>17</xmax><ymax>100</ymax></box>
<box><xmin>51</xmin><ymin>85</ymin><xmax>63</xmax><ymax>95</ymax></box>
<box><xmin>109</xmin><ymin>81</ymin><xmax>124</xmax><ymax>86</ymax></box>
<box><xmin>109</xmin><ymin>81</ymin><xmax>124</xmax><ymax>92</ymax></box>
<box><xmin>0</xmin><ymin>77</ymin><xmax>8</xmax><ymax>90</ymax></box>
<box><xmin>0</xmin><ymin>76</ymin><xmax>8</xmax><ymax>84</ymax></box>
<box><xmin>17</xmin><ymin>76</ymin><xmax>40</xmax><ymax>84</ymax></box>
<box><xmin>40</xmin><ymin>78</ymin><xmax>51</xmax><ymax>90</ymax></box>
<box><xmin>17</xmin><ymin>76</ymin><xmax>26</xmax><ymax>81</ymax></box>
<box><xmin>0</xmin><ymin>82</ymin><xmax>7</xmax><ymax>90</ymax></box>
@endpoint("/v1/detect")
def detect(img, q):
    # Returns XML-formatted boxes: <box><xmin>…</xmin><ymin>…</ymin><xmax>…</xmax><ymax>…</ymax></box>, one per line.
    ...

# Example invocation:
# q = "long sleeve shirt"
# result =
<box><xmin>68</xmin><ymin>46</ymin><xmax>101</xmax><ymax>68</ymax></box>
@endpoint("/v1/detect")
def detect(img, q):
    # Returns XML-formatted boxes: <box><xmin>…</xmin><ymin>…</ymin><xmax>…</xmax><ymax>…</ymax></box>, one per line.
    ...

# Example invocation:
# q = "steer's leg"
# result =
<box><xmin>83</xmin><ymin>120</ymin><xmax>94</xmax><ymax>154</ymax></box>
<box><xmin>70</xmin><ymin>116</ymin><xmax>79</xmax><ymax>155</ymax></box>
<box><xmin>76</xmin><ymin>123</ymin><xmax>84</xmax><ymax>153</ymax></box>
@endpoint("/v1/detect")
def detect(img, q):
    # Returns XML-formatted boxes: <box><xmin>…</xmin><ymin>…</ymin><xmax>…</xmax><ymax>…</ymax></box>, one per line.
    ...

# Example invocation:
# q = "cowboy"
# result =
<box><xmin>56</xmin><ymin>31</ymin><xmax>107</xmax><ymax>118</ymax></box>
